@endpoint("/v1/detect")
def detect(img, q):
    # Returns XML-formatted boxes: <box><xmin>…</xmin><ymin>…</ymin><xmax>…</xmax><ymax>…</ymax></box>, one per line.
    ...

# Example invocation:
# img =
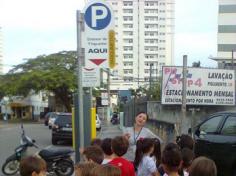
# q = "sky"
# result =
<box><xmin>0</xmin><ymin>0</ymin><xmax>218</xmax><ymax>73</ymax></box>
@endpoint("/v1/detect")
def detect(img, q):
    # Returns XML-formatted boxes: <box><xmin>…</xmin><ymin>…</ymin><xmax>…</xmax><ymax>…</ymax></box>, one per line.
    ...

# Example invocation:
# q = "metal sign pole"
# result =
<box><xmin>180</xmin><ymin>55</ymin><xmax>187</xmax><ymax>134</ymax></box>
<box><xmin>76</xmin><ymin>10</ymin><xmax>84</xmax><ymax>163</ymax></box>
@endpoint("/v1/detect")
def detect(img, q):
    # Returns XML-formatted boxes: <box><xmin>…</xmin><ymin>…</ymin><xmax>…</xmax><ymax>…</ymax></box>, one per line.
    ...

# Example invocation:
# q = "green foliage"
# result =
<box><xmin>0</xmin><ymin>51</ymin><xmax>77</xmax><ymax>111</ymax></box>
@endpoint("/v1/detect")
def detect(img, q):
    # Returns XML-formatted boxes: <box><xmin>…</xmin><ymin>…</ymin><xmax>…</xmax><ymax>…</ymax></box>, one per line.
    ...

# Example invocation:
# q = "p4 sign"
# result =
<box><xmin>83</xmin><ymin>0</ymin><xmax>114</xmax><ymax>68</ymax></box>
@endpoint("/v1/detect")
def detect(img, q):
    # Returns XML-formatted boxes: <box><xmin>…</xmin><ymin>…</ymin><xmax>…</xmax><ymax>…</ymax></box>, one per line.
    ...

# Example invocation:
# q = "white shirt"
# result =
<box><xmin>123</xmin><ymin>127</ymin><xmax>163</xmax><ymax>161</ymax></box>
<box><xmin>137</xmin><ymin>155</ymin><xmax>157</xmax><ymax>176</ymax></box>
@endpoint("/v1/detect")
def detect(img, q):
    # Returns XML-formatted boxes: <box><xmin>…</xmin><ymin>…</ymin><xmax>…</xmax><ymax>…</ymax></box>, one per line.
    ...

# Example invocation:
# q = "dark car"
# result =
<box><xmin>51</xmin><ymin>113</ymin><xmax>72</xmax><ymax>145</ymax></box>
<box><xmin>44</xmin><ymin>112</ymin><xmax>53</xmax><ymax>126</ymax></box>
<box><xmin>193</xmin><ymin>111</ymin><xmax>236</xmax><ymax>176</ymax></box>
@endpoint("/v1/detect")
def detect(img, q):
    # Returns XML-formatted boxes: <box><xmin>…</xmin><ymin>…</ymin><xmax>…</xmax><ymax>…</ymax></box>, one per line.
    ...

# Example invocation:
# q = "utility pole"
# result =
<box><xmin>149</xmin><ymin>63</ymin><xmax>153</xmax><ymax>99</ymax></box>
<box><xmin>180</xmin><ymin>55</ymin><xmax>187</xmax><ymax>135</ymax></box>
<box><xmin>107</xmin><ymin>68</ymin><xmax>111</xmax><ymax>118</ymax></box>
<box><xmin>76</xmin><ymin>10</ymin><xmax>84</xmax><ymax>162</ymax></box>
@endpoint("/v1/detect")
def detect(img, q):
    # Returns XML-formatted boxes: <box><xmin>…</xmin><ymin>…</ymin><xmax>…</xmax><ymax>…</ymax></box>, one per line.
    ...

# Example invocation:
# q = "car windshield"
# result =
<box><xmin>55</xmin><ymin>115</ymin><xmax>72</xmax><ymax>126</ymax></box>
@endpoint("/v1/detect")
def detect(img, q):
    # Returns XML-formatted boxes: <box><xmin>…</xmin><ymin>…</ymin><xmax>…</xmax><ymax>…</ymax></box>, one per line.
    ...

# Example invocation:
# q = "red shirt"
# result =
<box><xmin>109</xmin><ymin>157</ymin><xmax>135</xmax><ymax>176</ymax></box>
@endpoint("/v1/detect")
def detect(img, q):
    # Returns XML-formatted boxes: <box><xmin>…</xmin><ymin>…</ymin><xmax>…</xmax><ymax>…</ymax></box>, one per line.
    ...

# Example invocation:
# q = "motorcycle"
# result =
<box><xmin>110</xmin><ymin>113</ymin><xmax>119</xmax><ymax>125</ymax></box>
<box><xmin>1</xmin><ymin>124</ymin><xmax>74</xmax><ymax>176</ymax></box>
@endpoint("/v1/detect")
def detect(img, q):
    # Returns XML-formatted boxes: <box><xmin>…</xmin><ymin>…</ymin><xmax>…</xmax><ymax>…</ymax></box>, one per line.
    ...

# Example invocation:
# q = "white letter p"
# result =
<box><xmin>91</xmin><ymin>6</ymin><xmax>108</xmax><ymax>28</ymax></box>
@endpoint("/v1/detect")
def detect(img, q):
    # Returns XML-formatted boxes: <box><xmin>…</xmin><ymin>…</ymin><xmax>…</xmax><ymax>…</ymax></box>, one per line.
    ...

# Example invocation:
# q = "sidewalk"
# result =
<box><xmin>97</xmin><ymin>120</ymin><xmax>123</xmax><ymax>139</ymax></box>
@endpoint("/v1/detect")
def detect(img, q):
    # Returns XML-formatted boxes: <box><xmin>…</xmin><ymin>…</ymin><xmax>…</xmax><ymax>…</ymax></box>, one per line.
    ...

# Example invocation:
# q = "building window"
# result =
<box><xmin>145</xmin><ymin>39</ymin><xmax>158</xmax><ymax>44</ymax></box>
<box><xmin>123</xmin><ymin>54</ymin><xmax>133</xmax><ymax>58</ymax></box>
<box><xmin>123</xmin><ymin>39</ymin><xmax>133</xmax><ymax>43</ymax></box>
<box><xmin>123</xmin><ymin>16</ymin><xmax>133</xmax><ymax>21</ymax></box>
<box><xmin>145</xmin><ymin>54</ymin><xmax>158</xmax><ymax>59</ymax></box>
<box><xmin>144</xmin><ymin>31</ymin><xmax>158</xmax><ymax>36</ymax></box>
<box><xmin>144</xmin><ymin>9</ymin><xmax>158</xmax><ymax>14</ymax></box>
<box><xmin>123</xmin><ymin>1</ymin><xmax>133</xmax><ymax>6</ymax></box>
<box><xmin>123</xmin><ymin>9</ymin><xmax>133</xmax><ymax>13</ymax></box>
<box><xmin>123</xmin><ymin>31</ymin><xmax>133</xmax><ymax>35</ymax></box>
<box><xmin>124</xmin><ymin>69</ymin><xmax>133</xmax><ymax>74</ymax></box>
<box><xmin>123</xmin><ymin>24</ymin><xmax>133</xmax><ymax>28</ymax></box>
<box><xmin>112</xmin><ymin>2</ymin><xmax>118</xmax><ymax>5</ymax></box>
<box><xmin>145</xmin><ymin>46</ymin><xmax>158</xmax><ymax>51</ymax></box>
<box><xmin>145</xmin><ymin>24</ymin><xmax>158</xmax><ymax>29</ymax></box>
<box><xmin>145</xmin><ymin>16</ymin><xmax>158</xmax><ymax>21</ymax></box>
<box><xmin>124</xmin><ymin>61</ymin><xmax>133</xmax><ymax>66</ymax></box>
<box><xmin>145</xmin><ymin>1</ymin><xmax>158</xmax><ymax>6</ymax></box>
<box><xmin>123</xmin><ymin>46</ymin><xmax>133</xmax><ymax>51</ymax></box>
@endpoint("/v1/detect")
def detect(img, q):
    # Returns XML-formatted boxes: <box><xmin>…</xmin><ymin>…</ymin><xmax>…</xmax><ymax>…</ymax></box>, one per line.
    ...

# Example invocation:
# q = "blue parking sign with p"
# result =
<box><xmin>84</xmin><ymin>3</ymin><xmax>111</xmax><ymax>30</ymax></box>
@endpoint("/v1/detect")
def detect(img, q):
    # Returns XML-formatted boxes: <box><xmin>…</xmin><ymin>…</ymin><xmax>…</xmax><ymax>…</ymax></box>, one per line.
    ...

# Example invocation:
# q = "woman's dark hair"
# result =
<box><xmin>189</xmin><ymin>157</ymin><xmax>217</xmax><ymax>176</ymax></box>
<box><xmin>162</xmin><ymin>143</ymin><xmax>182</xmax><ymax>172</ymax></box>
<box><xmin>150</xmin><ymin>138</ymin><xmax>161</xmax><ymax>168</ymax></box>
<box><xmin>101</xmin><ymin>138</ymin><xmax>113</xmax><ymax>156</ymax></box>
<box><xmin>135</xmin><ymin>112</ymin><xmax>149</xmax><ymax>121</ymax></box>
<box><xmin>176</xmin><ymin>134</ymin><xmax>194</xmax><ymax>150</ymax></box>
<box><xmin>134</xmin><ymin>138</ymin><xmax>154</xmax><ymax>168</ymax></box>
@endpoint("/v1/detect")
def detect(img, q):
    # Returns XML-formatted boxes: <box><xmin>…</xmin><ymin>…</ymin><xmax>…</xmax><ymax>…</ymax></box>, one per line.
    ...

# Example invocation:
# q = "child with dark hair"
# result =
<box><xmin>90</xmin><ymin>164</ymin><xmax>121</xmax><ymax>176</ymax></box>
<box><xmin>176</xmin><ymin>134</ymin><xmax>194</xmax><ymax>150</ymax></box>
<box><xmin>101</xmin><ymin>138</ymin><xmax>113</xmax><ymax>164</ymax></box>
<box><xmin>75</xmin><ymin>163</ymin><xmax>98</xmax><ymax>176</ymax></box>
<box><xmin>91</xmin><ymin>138</ymin><xmax>102</xmax><ymax>147</ymax></box>
<box><xmin>109</xmin><ymin>136</ymin><xmax>135</xmax><ymax>176</ymax></box>
<box><xmin>180</xmin><ymin>148</ymin><xmax>195</xmax><ymax>176</ymax></box>
<box><xmin>189</xmin><ymin>157</ymin><xmax>217</xmax><ymax>176</ymax></box>
<box><xmin>20</xmin><ymin>156</ymin><xmax>46</xmax><ymax>176</ymax></box>
<box><xmin>150</xmin><ymin>138</ymin><xmax>162</xmax><ymax>168</ymax></box>
<box><xmin>158</xmin><ymin>143</ymin><xmax>182</xmax><ymax>176</ymax></box>
<box><xmin>134</xmin><ymin>138</ymin><xmax>158</xmax><ymax>176</ymax></box>
<box><xmin>83</xmin><ymin>146</ymin><xmax>104</xmax><ymax>164</ymax></box>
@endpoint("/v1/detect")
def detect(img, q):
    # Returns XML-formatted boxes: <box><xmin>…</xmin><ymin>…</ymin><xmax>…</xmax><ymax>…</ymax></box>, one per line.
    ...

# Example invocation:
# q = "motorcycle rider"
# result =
<box><xmin>20</xmin><ymin>156</ymin><xmax>46</xmax><ymax>176</ymax></box>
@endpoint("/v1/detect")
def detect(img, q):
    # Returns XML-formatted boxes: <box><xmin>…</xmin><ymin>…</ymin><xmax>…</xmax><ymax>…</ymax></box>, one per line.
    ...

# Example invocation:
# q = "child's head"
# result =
<box><xmin>176</xmin><ymin>134</ymin><xmax>194</xmax><ymax>150</ymax></box>
<box><xmin>90</xmin><ymin>165</ymin><xmax>121</xmax><ymax>176</ymax></box>
<box><xmin>20</xmin><ymin>156</ymin><xmax>46</xmax><ymax>176</ymax></box>
<box><xmin>101</xmin><ymin>138</ymin><xmax>113</xmax><ymax>156</ymax></box>
<box><xmin>181</xmin><ymin>148</ymin><xmax>195</xmax><ymax>170</ymax></box>
<box><xmin>189</xmin><ymin>157</ymin><xmax>217</xmax><ymax>176</ymax></box>
<box><xmin>162</xmin><ymin>143</ymin><xmax>182</xmax><ymax>174</ymax></box>
<box><xmin>83</xmin><ymin>146</ymin><xmax>104</xmax><ymax>164</ymax></box>
<box><xmin>151</xmin><ymin>138</ymin><xmax>162</xmax><ymax>166</ymax></box>
<box><xmin>91</xmin><ymin>138</ymin><xmax>102</xmax><ymax>147</ymax></box>
<box><xmin>111</xmin><ymin>136</ymin><xmax>129</xmax><ymax>157</ymax></box>
<box><xmin>134</xmin><ymin>138</ymin><xmax>154</xmax><ymax>167</ymax></box>
<box><xmin>74</xmin><ymin>163</ymin><xmax>98</xmax><ymax>176</ymax></box>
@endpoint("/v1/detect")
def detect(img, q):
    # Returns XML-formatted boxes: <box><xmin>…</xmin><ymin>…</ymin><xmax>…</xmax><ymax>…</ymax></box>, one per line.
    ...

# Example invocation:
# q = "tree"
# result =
<box><xmin>0</xmin><ymin>51</ymin><xmax>77</xmax><ymax>112</ymax></box>
<box><xmin>192</xmin><ymin>61</ymin><xmax>201</xmax><ymax>68</ymax></box>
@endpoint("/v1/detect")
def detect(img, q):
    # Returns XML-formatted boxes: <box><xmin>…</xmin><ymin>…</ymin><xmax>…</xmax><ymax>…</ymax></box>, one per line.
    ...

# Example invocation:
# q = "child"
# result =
<box><xmin>75</xmin><ymin>163</ymin><xmax>98</xmax><ymax>176</ymax></box>
<box><xmin>101</xmin><ymin>138</ymin><xmax>113</xmax><ymax>164</ymax></box>
<box><xmin>189</xmin><ymin>156</ymin><xmax>217</xmax><ymax>176</ymax></box>
<box><xmin>90</xmin><ymin>164</ymin><xmax>121</xmax><ymax>176</ymax></box>
<box><xmin>176</xmin><ymin>134</ymin><xmax>194</xmax><ymax>150</ymax></box>
<box><xmin>150</xmin><ymin>138</ymin><xmax>162</xmax><ymax>168</ymax></box>
<box><xmin>134</xmin><ymin>138</ymin><xmax>157</xmax><ymax>176</ymax></box>
<box><xmin>19</xmin><ymin>156</ymin><xmax>46</xmax><ymax>176</ymax></box>
<box><xmin>91</xmin><ymin>138</ymin><xmax>102</xmax><ymax>147</ymax></box>
<box><xmin>158</xmin><ymin>143</ymin><xmax>182</xmax><ymax>176</ymax></box>
<box><xmin>109</xmin><ymin>136</ymin><xmax>135</xmax><ymax>176</ymax></box>
<box><xmin>83</xmin><ymin>146</ymin><xmax>104</xmax><ymax>164</ymax></box>
<box><xmin>180</xmin><ymin>148</ymin><xmax>195</xmax><ymax>176</ymax></box>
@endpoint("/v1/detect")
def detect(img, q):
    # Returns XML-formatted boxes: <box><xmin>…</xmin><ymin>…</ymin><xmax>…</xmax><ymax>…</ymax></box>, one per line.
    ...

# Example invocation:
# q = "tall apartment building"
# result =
<box><xmin>0</xmin><ymin>27</ymin><xmax>3</xmax><ymax>74</ymax></box>
<box><xmin>107</xmin><ymin>0</ymin><xmax>175</xmax><ymax>90</ymax></box>
<box><xmin>213</xmin><ymin>0</ymin><xmax>236</xmax><ymax>68</ymax></box>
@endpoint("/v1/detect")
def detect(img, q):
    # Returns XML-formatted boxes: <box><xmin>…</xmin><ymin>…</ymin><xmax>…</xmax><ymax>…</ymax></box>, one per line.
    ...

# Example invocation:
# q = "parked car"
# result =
<box><xmin>44</xmin><ymin>112</ymin><xmax>52</xmax><ymax>126</ymax></box>
<box><xmin>51</xmin><ymin>113</ymin><xmax>72</xmax><ymax>145</ymax></box>
<box><xmin>96</xmin><ymin>114</ymin><xmax>101</xmax><ymax>131</ymax></box>
<box><xmin>48</xmin><ymin>112</ymin><xmax>59</xmax><ymax>129</ymax></box>
<box><xmin>192</xmin><ymin>111</ymin><xmax>236</xmax><ymax>176</ymax></box>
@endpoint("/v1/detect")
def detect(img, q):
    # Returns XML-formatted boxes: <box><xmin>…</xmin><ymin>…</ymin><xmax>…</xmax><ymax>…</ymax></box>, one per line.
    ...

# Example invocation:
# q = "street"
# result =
<box><xmin>0</xmin><ymin>120</ymin><xmax>122</xmax><ymax>176</ymax></box>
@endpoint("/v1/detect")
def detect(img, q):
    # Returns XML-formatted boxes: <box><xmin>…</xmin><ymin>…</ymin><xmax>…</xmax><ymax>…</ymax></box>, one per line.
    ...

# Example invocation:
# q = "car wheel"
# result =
<box><xmin>49</xmin><ymin>126</ymin><xmax>52</xmax><ymax>129</ymax></box>
<box><xmin>96</xmin><ymin>127</ymin><xmax>101</xmax><ymax>131</ymax></box>
<box><xmin>52</xmin><ymin>137</ymin><xmax>58</xmax><ymax>145</ymax></box>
